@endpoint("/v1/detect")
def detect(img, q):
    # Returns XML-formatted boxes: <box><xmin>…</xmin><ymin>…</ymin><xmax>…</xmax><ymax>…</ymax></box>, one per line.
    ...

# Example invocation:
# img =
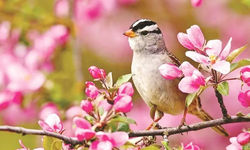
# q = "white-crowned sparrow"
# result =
<box><xmin>123</xmin><ymin>19</ymin><xmax>229</xmax><ymax>136</ymax></box>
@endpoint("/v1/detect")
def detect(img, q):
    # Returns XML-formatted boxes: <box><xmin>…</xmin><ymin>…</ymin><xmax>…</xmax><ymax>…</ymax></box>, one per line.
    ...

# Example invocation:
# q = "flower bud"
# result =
<box><xmin>237</xmin><ymin>132</ymin><xmax>250</xmax><ymax>146</ymax></box>
<box><xmin>81</xmin><ymin>100</ymin><xmax>93</xmax><ymax>114</ymax></box>
<box><xmin>159</xmin><ymin>63</ymin><xmax>182</xmax><ymax>80</ymax></box>
<box><xmin>88</xmin><ymin>66</ymin><xmax>106</xmax><ymax>79</ymax></box>
<box><xmin>114</xmin><ymin>95</ymin><xmax>133</xmax><ymax>113</ymax></box>
<box><xmin>240</xmin><ymin>67</ymin><xmax>250</xmax><ymax>86</ymax></box>
<box><xmin>238</xmin><ymin>90</ymin><xmax>250</xmax><ymax>107</ymax></box>
<box><xmin>85</xmin><ymin>81</ymin><xmax>99</xmax><ymax>99</ymax></box>
<box><xmin>118</xmin><ymin>82</ymin><xmax>134</xmax><ymax>97</ymax></box>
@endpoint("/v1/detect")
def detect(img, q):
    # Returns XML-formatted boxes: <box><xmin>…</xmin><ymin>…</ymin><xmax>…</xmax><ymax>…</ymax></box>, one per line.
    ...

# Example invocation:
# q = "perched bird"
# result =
<box><xmin>123</xmin><ymin>19</ymin><xmax>229</xmax><ymax>137</ymax></box>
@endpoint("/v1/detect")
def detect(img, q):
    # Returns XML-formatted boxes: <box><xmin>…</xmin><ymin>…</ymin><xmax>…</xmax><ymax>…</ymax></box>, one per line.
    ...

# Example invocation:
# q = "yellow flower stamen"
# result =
<box><xmin>209</xmin><ymin>55</ymin><xmax>217</xmax><ymax>65</ymax></box>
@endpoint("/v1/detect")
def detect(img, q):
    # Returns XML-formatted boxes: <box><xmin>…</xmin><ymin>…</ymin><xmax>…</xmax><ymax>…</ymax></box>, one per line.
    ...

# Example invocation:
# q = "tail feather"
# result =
<box><xmin>188</xmin><ymin>98</ymin><xmax>229</xmax><ymax>137</ymax></box>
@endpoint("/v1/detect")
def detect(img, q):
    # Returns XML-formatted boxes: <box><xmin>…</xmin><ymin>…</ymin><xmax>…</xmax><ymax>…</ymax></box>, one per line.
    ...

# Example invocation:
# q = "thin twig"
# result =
<box><xmin>214</xmin><ymin>87</ymin><xmax>229</xmax><ymax>119</ymax></box>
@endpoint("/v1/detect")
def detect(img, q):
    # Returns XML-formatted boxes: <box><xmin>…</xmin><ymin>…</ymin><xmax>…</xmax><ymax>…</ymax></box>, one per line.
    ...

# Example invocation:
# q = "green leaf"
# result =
<box><xmin>106</xmin><ymin>72</ymin><xmax>113</xmax><ymax>88</ymax></box>
<box><xmin>226</xmin><ymin>45</ymin><xmax>248</xmax><ymax>63</ymax></box>
<box><xmin>161</xmin><ymin>141</ymin><xmax>170</xmax><ymax>150</ymax></box>
<box><xmin>51</xmin><ymin>139</ymin><xmax>63</xmax><ymax>150</ymax></box>
<box><xmin>243</xmin><ymin>143</ymin><xmax>250</xmax><ymax>150</ymax></box>
<box><xmin>117</xmin><ymin>122</ymin><xmax>130</xmax><ymax>132</ymax></box>
<box><xmin>140</xmin><ymin>144</ymin><xmax>161</xmax><ymax>150</ymax></box>
<box><xmin>230</xmin><ymin>59</ymin><xmax>250</xmax><ymax>72</ymax></box>
<box><xmin>108</xmin><ymin>116</ymin><xmax>137</xmax><ymax>125</ymax></box>
<box><xmin>114</xmin><ymin>74</ymin><xmax>133</xmax><ymax>88</ymax></box>
<box><xmin>43</xmin><ymin>136</ymin><xmax>62</xmax><ymax>150</ymax></box>
<box><xmin>217</xmin><ymin>81</ymin><xmax>229</xmax><ymax>96</ymax></box>
<box><xmin>185</xmin><ymin>92</ymin><xmax>197</xmax><ymax>107</ymax></box>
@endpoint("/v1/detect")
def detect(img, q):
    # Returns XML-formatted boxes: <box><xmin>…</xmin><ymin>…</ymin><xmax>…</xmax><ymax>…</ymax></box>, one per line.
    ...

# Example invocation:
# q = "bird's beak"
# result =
<box><xmin>123</xmin><ymin>29</ymin><xmax>137</xmax><ymax>38</ymax></box>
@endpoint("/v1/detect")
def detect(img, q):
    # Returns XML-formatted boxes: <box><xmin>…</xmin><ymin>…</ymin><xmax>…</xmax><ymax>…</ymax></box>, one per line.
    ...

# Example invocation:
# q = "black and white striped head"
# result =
<box><xmin>124</xmin><ymin>19</ymin><xmax>165</xmax><ymax>53</ymax></box>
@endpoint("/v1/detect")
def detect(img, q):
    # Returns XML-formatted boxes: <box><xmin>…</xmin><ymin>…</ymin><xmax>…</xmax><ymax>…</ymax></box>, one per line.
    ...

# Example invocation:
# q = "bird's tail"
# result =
<box><xmin>188</xmin><ymin>99</ymin><xmax>229</xmax><ymax>137</ymax></box>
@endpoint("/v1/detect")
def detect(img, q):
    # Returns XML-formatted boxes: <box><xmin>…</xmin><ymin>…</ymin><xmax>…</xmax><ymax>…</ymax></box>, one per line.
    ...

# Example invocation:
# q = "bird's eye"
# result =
<box><xmin>141</xmin><ymin>31</ymin><xmax>149</xmax><ymax>35</ymax></box>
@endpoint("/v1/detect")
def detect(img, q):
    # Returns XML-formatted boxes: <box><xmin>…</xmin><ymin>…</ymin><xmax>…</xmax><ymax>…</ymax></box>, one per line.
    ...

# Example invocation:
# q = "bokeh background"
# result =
<box><xmin>0</xmin><ymin>0</ymin><xmax>250</xmax><ymax>149</ymax></box>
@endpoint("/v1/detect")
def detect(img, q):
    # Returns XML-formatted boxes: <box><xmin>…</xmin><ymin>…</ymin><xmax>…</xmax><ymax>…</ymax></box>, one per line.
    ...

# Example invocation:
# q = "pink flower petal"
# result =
<box><xmin>109</xmin><ymin>132</ymin><xmax>129</xmax><ymax>147</ymax></box>
<box><xmin>212</xmin><ymin>60</ymin><xmax>230</xmax><ymax>74</ymax></box>
<box><xmin>186</xmin><ymin>25</ymin><xmax>204</xmax><ymax>50</ymax></box>
<box><xmin>43</xmin><ymin>113</ymin><xmax>63</xmax><ymax>133</ymax></box>
<box><xmin>113</xmin><ymin>95</ymin><xmax>133</xmax><ymax>113</ymax></box>
<box><xmin>177</xmin><ymin>33</ymin><xmax>195</xmax><ymax>50</ymax></box>
<box><xmin>38</xmin><ymin>120</ymin><xmax>53</xmax><ymax>132</ymax></box>
<box><xmin>118</xmin><ymin>82</ymin><xmax>134</xmax><ymax>96</ymax></box>
<box><xmin>80</xmin><ymin>100</ymin><xmax>93</xmax><ymax>114</ymax></box>
<box><xmin>89</xmin><ymin>141</ymin><xmax>113</xmax><ymax>150</ymax></box>
<box><xmin>206</xmin><ymin>40</ymin><xmax>222</xmax><ymax>57</ymax></box>
<box><xmin>220</xmin><ymin>37</ymin><xmax>232</xmax><ymax>60</ymax></box>
<box><xmin>238</xmin><ymin>91</ymin><xmax>250</xmax><ymax>107</ymax></box>
<box><xmin>237</xmin><ymin>132</ymin><xmax>250</xmax><ymax>146</ymax></box>
<box><xmin>191</xmin><ymin>0</ymin><xmax>202</xmax><ymax>7</ymax></box>
<box><xmin>159</xmin><ymin>63</ymin><xmax>182</xmax><ymax>80</ymax></box>
<box><xmin>185</xmin><ymin>51</ymin><xmax>210</xmax><ymax>65</ymax></box>
<box><xmin>73</xmin><ymin>116</ymin><xmax>92</xmax><ymax>129</ymax></box>
<box><xmin>54</xmin><ymin>0</ymin><xmax>69</xmax><ymax>18</ymax></box>
<box><xmin>180</xmin><ymin>61</ymin><xmax>197</xmax><ymax>77</ymax></box>
<box><xmin>75</xmin><ymin>128</ymin><xmax>96</xmax><ymax>141</ymax></box>
<box><xmin>178</xmin><ymin>76</ymin><xmax>200</xmax><ymax>93</ymax></box>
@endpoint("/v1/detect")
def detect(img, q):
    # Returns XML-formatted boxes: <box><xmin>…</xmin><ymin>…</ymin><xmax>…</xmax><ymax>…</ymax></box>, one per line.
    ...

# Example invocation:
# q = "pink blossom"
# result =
<box><xmin>73</xmin><ymin>117</ymin><xmax>96</xmax><ymax>141</ymax></box>
<box><xmin>38</xmin><ymin>113</ymin><xmax>63</xmax><ymax>133</ymax></box>
<box><xmin>177</xmin><ymin>25</ymin><xmax>205</xmax><ymax>52</ymax></box>
<box><xmin>88</xmin><ymin>66</ymin><xmax>106</xmax><ymax>79</ymax></box>
<box><xmin>89</xmin><ymin>131</ymin><xmax>129</xmax><ymax>150</ymax></box>
<box><xmin>182</xmin><ymin>142</ymin><xmax>201</xmax><ymax>150</ymax></box>
<box><xmin>178</xmin><ymin>61</ymin><xmax>206</xmax><ymax>93</ymax></box>
<box><xmin>45</xmin><ymin>25</ymin><xmax>69</xmax><ymax>45</ymax></box>
<box><xmin>54</xmin><ymin>0</ymin><xmax>69</xmax><ymax>18</ymax></box>
<box><xmin>39</xmin><ymin>102</ymin><xmax>60</xmax><ymax>120</ymax></box>
<box><xmin>159</xmin><ymin>63</ymin><xmax>183</xmax><ymax>80</ymax></box>
<box><xmin>74</xmin><ymin>0</ymin><xmax>103</xmax><ymax>23</ymax></box>
<box><xmin>85</xmin><ymin>81</ymin><xmax>99</xmax><ymax>99</ymax></box>
<box><xmin>80</xmin><ymin>100</ymin><xmax>94</xmax><ymax>114</ymax></box>
<box><xmin>5</xmin><ymin>63</ymin><xmax>45</xmax><ymax>92</ymax></box>
<box><xmin>118</xmin><ymin>82</ymin><xmax>134</xmax><ymax>96</ymax></box>
<box><xmin>237</xmin><ymin>132</ymin><xmax>250</xmax><ymax>146</ymax></box>
<box><xmin>186</xmin><ymin>38</ymin><xmax>232</xmax><ymax>74</ymax></box>
<box><xmin>240</xmin><ymin>67</ymin><xmax>250</xmax><ymax>86</ymax></box>
<box><xmin>238</xmin><ymin>90</ymin><xmax>250</xmax><ymax>107</ymax></box>
<box><xmin>113</xmin><ymin>94</ymin><xmax>133</xmax><ymax>113</ymax></box>
<box><xmin>65</xmin><ymin>105</ymin><xmax>87</xmax><ymax>119</ymax></box>
<box><xmin>226</xmin><ymin>137</ymin><xmax>242</xmax><ymax>150</ymax></box>
<box><xmin>191</xmin><ymin>0</ymin><xmax>202</xmax><ymax>7</ymax></box>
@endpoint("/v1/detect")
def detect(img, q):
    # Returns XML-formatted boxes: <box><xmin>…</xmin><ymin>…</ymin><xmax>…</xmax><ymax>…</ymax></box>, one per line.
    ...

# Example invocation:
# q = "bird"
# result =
<box><xmin>123</xmin><ymin>19</ymin><xmax>229</xmax><ymax>137</ymax></box>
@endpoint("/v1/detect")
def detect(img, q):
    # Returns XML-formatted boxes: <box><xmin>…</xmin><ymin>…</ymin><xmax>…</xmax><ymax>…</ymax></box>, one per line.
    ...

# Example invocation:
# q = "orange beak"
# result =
<box><xmin>123</xmin><ymin>29</ymin><xmax>137</xmax><ymax>38</ymax></box>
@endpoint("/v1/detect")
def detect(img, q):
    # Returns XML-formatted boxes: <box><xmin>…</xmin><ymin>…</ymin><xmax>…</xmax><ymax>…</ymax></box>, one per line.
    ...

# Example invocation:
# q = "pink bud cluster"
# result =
<box><xmin>61</xmin><ymin>66</ymin><xmax>134</xmax><ymax>149</ymax></box>
<box><xmin>238</xmin><ymin>67</ymin><xmax>250</xmax><ymax>108</ymax></box>
<box><xmin>226</xmin><ymin>131</ymin><xmax>250</xmax><ymax>150</ymax></box>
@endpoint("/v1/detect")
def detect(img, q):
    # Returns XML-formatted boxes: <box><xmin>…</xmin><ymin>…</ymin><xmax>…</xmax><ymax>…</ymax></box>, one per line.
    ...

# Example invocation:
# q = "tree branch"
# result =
<box><xmin>0</xmin><ymin>116</ymin><xmax>249</xmax><ymax>147</ymax></box>
<box><xmin>129</xmin><ymin>115</ymin><xmax>250</xmax><ymax>137</ymax></box>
